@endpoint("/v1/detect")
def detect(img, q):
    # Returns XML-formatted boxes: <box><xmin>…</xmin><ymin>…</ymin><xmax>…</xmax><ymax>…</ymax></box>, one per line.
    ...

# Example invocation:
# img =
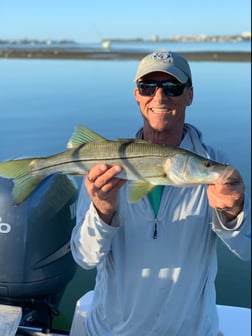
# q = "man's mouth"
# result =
<box><xmin>151</xmin><ymin>108</ymin><xmax>172</xmax><ymax>113</ymax></box>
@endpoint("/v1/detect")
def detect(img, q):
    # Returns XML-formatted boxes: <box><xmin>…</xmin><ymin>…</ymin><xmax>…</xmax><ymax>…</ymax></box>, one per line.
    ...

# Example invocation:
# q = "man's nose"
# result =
<box><xmin>154</xmin><ymin>87</ymin><xmax>168</xmax><ymax>99</ymax></box>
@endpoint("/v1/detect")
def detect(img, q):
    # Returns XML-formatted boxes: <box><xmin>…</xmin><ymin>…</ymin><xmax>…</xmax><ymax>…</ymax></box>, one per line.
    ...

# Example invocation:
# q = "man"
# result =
<box><xmin>71</xmin><ymin>51</ymin><xmax>251</xmax><ymax>335</ymax></box>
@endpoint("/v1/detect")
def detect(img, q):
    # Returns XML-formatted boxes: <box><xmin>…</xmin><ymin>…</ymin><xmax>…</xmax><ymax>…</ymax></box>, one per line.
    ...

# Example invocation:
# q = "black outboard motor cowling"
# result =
<box><xmin>0</xmin><ymin>175</ymin><xmax>79</xmax><ymax>330</ymax></box>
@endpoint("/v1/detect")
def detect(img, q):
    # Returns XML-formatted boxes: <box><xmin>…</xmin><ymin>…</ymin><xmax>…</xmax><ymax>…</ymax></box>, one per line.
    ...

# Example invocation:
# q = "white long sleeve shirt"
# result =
<box><xmin>71</xmin><ymin>124</ymin><xmax>251</xmax><ymax>336</ymax></box>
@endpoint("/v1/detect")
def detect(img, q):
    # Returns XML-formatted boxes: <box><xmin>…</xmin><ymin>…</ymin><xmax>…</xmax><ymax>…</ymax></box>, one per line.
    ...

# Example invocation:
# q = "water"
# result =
<box><xmin>0</xmin><ymin>43</ymin><xmax>250</xmax><ymax>330</ymax></box>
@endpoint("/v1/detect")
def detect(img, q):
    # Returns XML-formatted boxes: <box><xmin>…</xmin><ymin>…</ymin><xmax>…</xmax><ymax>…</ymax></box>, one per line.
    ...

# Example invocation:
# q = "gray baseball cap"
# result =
<box><xmin>134</xmin><ymin>50</ymin><xmax>192</xmax><ymax>84</ymax></box>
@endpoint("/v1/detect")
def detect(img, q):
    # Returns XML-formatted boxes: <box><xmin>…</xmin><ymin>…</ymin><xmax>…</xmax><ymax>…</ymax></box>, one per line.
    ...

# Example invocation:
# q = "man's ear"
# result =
<box><xmin>134</xmin><ymin>87</ymin><xmax>140</xmax><ymax>105</ymax></box>
<box><xmin>186</xmin><ymin>86</ymin><xmax>194</xmax><ymax>106</ymax></box>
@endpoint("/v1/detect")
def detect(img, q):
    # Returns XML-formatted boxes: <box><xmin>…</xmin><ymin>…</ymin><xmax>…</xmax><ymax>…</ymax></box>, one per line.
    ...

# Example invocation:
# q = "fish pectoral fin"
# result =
<box><xmin>67</xmin><ymin>125</ymin><xmax>107</xmax><ymax>149</ymax></box>
<box><xmin>128</xmin><ymin>180</ymin><xmax>156</xmax><ymax>203</ymax></box>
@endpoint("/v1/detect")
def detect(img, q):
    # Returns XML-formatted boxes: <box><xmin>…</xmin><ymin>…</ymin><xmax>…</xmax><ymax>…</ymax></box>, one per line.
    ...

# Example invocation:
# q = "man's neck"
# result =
<box><xmin>142</xmin><ymin>124</ymin><xmax>184</xmax><ymax>147</ymax></box>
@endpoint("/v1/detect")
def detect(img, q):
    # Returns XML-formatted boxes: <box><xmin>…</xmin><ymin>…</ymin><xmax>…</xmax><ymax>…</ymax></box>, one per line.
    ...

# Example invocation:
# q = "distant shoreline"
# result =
<box><xmin>0</xmin><ymin>47</ymin><xmax>250</xmax><ymax>62</ymax></box>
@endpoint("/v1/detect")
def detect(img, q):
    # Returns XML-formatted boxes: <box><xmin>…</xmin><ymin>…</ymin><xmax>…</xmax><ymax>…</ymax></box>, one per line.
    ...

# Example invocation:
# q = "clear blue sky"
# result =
<box><xmin>1</xmin><ymin>0</ymin><xmax>251</xmax><ymax>42</ymax></box>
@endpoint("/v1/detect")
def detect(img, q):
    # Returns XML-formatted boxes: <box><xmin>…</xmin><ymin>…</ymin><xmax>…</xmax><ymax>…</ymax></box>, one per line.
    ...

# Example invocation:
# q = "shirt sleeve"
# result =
<box><xmin>70</xmin><ymin>180</ymin><xmax>120</xmax><ymax>269</ymax></box>
<box><xmin>211</xmin><ymin>195</ymin><xmax>251</xmax><ymax>261</ymax></box>
<box><xmin>202</xmin><ymin>143</ymin><xmax>251</xmax><ymax>261</ymax></box>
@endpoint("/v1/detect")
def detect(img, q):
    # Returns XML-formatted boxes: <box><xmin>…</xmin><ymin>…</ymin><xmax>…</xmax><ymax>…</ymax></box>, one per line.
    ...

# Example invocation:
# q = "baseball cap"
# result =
<box><xmin>134</xmin><ymin>50</ymin><xmax>192</xmax><ymax>84</ymax></box>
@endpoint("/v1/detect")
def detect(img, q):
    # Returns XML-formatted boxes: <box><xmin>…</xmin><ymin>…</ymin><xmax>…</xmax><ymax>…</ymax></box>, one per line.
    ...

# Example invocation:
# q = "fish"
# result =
<box><xmin>0</xmin><ymin>124</ymin><xmax>234</xmax><ymax>205</ymax></box>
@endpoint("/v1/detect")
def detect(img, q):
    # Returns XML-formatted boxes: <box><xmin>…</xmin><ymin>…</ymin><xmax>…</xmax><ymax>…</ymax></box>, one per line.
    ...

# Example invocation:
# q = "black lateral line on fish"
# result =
<box><xmin>31</xmin><ymin>158</ymin><xmax>117</xmax><ymax>173</ymax></box>
<box><xmin>31</xmin><ymin>156</ymin><xmax>166</xmax><ymax>181</ymax></box>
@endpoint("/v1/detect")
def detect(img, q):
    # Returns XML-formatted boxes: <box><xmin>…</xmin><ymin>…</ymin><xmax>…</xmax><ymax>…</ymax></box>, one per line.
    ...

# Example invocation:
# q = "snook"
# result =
<box><xmin>0</xmin><ymin>125</ymin><xmax>233</xmax><ymax>205</ymax></box>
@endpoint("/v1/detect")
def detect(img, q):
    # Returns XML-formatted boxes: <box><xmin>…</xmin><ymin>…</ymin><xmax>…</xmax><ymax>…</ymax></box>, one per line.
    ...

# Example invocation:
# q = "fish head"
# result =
<box><xmin>164</xmin><ymin>151</ymin><xmax>234</xmax><ymax>186</ymax></box>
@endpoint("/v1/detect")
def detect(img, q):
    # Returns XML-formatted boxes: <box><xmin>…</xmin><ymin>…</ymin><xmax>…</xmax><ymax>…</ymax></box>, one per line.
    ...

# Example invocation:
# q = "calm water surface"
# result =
<box><xmin>0</xmin><ymin>55</ymin><xmax>250</xmax><ymax>329</ymax></box>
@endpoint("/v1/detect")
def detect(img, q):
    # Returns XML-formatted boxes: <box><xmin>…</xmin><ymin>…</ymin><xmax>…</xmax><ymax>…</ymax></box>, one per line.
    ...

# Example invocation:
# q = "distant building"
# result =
<box><xmin>151</xmin><ymin>35</ymin><xmax>159</xmax><ymax>42</ymax></box>
<box><xmin>242</xmin><ymin>32</ymin><xmax>251</xmax><ymax>38</ymax></box>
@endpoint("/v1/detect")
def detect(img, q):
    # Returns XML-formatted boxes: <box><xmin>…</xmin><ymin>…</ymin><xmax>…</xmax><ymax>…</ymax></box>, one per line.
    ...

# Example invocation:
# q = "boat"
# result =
<box><xmin>0</xmin><ymin>177</ymin><xmax>250</xmax><ymax>336</ymax></box>
<box><xmin>101</xmin><ymin>40</ymin><xmax>111</xmax><ymax>49</ymax></box>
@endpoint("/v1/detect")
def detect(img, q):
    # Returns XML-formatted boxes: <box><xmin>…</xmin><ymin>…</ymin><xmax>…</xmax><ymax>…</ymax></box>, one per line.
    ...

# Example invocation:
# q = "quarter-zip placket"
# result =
<box><xmin>153</xmin><ymin>218</ymin><xmax>158</xmax><ymax>239</ymax></box>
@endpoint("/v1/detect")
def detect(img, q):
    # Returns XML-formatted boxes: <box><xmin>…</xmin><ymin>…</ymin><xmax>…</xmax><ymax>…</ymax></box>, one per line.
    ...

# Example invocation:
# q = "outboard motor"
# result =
<box><xmin>0</xmin><ymin>174</ymin><xmax>79</xmax><ymax>331</ymax></box>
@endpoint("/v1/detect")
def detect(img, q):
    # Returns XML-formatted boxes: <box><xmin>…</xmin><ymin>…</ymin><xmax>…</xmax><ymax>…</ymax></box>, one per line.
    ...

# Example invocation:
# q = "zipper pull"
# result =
<box><xmin>153</xmin><ymin>219</ymin><xmax>158</xmax><ymax>239</ymax></box>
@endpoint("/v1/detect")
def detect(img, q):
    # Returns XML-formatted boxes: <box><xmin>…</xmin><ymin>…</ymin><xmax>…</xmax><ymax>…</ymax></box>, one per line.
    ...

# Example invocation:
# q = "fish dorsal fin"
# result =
<box><xmin>67</xmin><ymin>125</ymin><xmax>106</xmax><ymax>149</ymax></box>
<box><xmin>128</xmin><ymin>180</ymin><xmax>156</xmax><ymax>203</ymax></box>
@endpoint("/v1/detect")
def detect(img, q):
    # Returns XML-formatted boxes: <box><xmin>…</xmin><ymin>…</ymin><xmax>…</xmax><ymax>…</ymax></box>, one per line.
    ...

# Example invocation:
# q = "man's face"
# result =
<box><xmin>134</xmin><ymin>72</ymin><xmax>193</xmax><ymax>133</ymax></box>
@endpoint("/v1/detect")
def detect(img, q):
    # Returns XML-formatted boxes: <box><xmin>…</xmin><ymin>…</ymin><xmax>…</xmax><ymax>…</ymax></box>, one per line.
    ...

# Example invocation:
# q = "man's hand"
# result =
<box><xmin>207</xmin><ymin>168</ymin><xmax>245</xmax><ymax>221</ymax></box>
<box><xmin>85</xmin><ymin>164</ymin><xmax>126</xmax><ymax>224</ymax></box>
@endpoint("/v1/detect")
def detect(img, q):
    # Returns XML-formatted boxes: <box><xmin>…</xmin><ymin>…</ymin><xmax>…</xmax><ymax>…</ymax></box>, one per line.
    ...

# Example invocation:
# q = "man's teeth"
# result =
<box><xmin>152</xmin><ymin>108</ymin><xmax>171</xmax><ymax>113</ymax></box>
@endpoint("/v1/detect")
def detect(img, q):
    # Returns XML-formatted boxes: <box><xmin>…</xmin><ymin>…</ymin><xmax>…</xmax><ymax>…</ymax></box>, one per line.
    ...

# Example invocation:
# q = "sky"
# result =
<box><xmin>1</xmin><ymin>0</ymin><xmax>251</xmax><ymax>43</ymax></box>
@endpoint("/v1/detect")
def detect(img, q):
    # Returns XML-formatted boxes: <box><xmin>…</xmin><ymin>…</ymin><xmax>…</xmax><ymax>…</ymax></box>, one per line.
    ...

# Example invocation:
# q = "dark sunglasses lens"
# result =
<box><xmin>163</xmin><ymin>84</ymin><xmax>184</xmax><ymax>96</ymax></box>
<box><xmin>138</xmin><ymin>83</ymin><xmax>156</xmax><ymax>96</ymax></box>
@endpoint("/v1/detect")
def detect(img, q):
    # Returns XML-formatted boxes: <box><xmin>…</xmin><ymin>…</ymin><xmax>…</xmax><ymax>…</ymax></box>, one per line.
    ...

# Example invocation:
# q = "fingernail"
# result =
<box><xmin>114</xmin><ymin>165</ymin><xmax>122</xmax><ymax>173</ymax></box>
<box><xmin>100</xmin><ymin>164</ymin><xmax>107</xmax><ymax>171</ymax></box>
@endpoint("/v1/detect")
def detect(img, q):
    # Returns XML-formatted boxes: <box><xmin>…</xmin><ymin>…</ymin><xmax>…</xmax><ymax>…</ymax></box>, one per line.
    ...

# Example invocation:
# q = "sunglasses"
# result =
<box><xmin>137</xmin><ymin>80</ymin><xmax>189</xmax><ymax>97</ymax></box>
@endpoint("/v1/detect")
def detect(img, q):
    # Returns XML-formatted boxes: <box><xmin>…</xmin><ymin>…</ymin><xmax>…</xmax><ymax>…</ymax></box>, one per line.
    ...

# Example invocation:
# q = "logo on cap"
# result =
<box><xmin>152</xmin><ymin>51</ymin><xmax>173</xmax><ymax>63</ymax></box>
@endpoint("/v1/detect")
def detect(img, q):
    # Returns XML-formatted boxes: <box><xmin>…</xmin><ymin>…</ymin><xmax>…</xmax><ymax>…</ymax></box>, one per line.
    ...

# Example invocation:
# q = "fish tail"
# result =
<box><xmin>0</xmin><ymin>158</ymin><xmax>42</xmax><ymax>205</ymax></box>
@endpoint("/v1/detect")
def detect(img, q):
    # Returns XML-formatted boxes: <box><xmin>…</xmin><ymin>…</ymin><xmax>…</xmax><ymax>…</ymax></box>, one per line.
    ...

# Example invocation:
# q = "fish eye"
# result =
<box><xmin>204</xmin><ymin>161</ymin><xmax>212</xmax><ymax>168</ymax></box>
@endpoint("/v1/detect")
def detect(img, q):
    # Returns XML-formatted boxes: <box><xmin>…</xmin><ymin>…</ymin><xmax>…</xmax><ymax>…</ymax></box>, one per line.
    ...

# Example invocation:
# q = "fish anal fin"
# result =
<box><xmin>13</xmin><ymin>174</ymin><xmax>42</xmax><ymax>205</ymax></box>
<box><xmin>128</xmin><ymin>180</ymin><xmax>156</xmax><ymax>203</ymax></box>
<box><xmin>67</xmin><ymin>125</ymin><xmax>107</xmax><ymax>149</ymax></box>
<box><xmin>0</xmin><ymin>158</ymin><xmax>42</xmax><ymax>205</ymax></box>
